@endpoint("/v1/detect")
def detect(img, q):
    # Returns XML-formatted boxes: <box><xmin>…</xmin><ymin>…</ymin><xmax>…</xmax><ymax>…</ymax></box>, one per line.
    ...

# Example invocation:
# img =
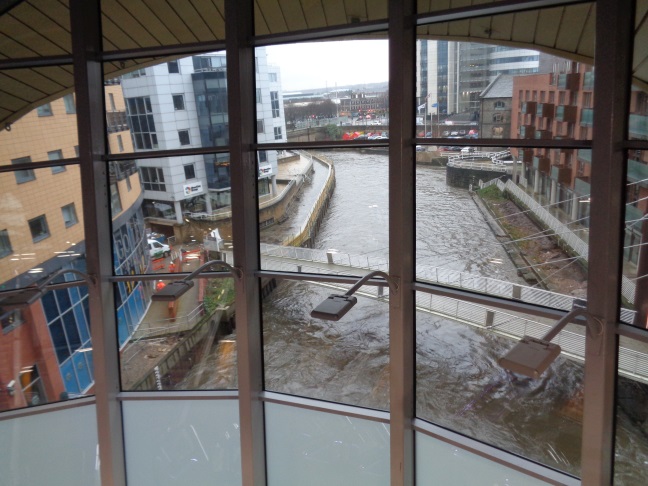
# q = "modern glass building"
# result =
<box><xmin>1</xmin><ymin>1</ymin><xmax>647</xmax><ymax>485</ymax></box>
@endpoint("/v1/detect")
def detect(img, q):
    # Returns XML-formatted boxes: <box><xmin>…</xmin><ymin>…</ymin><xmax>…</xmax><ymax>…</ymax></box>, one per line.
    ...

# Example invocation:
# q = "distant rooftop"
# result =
<box><xmin>480</xmin><ymin>74</ymin><xmax>514</xmax><ymax>99</ymax></box>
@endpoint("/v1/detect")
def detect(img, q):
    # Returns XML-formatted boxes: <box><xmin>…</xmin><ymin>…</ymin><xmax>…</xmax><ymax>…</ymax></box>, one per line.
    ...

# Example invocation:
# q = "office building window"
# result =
<box><xmin>271</xmin><ymin>91</ymin><xmax>280</xmax><ymax>118</ymax></box>
<box><xmin>256</xmin><ymin>88</ymin><xmax>262</xmax><ymax>103</ymax></box>
<box><xmin>274</xmin><ymin>126</ymin><xmax>282</xmax><ymax>140</ymax></box>
<box><xmin>11</xmin><ymin>156</ymin><xmax>35</xmax><ymax>183</ymax></box>
<box><xmin>269</xmin><ymin>72</ymin><xmax>277</xmax><ymax>82</ymax></box>
<box><xmin>0</xmin><ymin>229</ymin><xmax>11</xmax><ymax>258</ymax></box>
<box><xmin>257</xmin><ymin>120</ymin><xmax>264</xmax><ymax>133</ymax></box>
<box><xmin>28</xmin><ymin>215</ymin><xmax>50</xmax><ymax>242</ymax></box>
<box><xmin>108</xmin><ymin>93</ymin><xmax>116</xmax><ymax>111</ymax></box>
<box><xmin>167</xmin><ymin>60</ymin><xmax>179</xmax><ymax>73</ymax></box>
<box><xmin>48</xmin><ymin>149</ymin><xmax>65</xmax><ymax>174</ymax></box>
<box><xmin>63</xmin><ymin>94</ymin><xmax>76</xmax><ymax>114</ymax></box>
<box><xmin>184</xmin><ymin>163</ymin><xmax>196</xmax><ymax>180</ymax></box>
<box><xmin>74</xmin><ymin>145</ymin><xmax>80</xmax><ymax>157</ymax></box>
<box><xmin>125</xmin><ymin>96</ymin><xmax>158</xmax><ymax>150</ymax></box>
<box><xmin>117</xmin><ymin>134</ymin><xmax>124</xmax><ymax>152</ymax></box>
<box><xmin>61</xmin><ymin>204</ymin><xmax>78</xmax><ymax>227</ymax></box>
<box><xmin>178</xmin><ymin>129</ymin><xmax>190</xmax><ymax>146</ymax></box>
<box><xmin>140</xmin><ymin>167</ymin><xmax>166</xmax><ymax>191</ymax></box>
<box><xmin>172</xmin><ymin>94</ymin><xmax>185</xmax><ymax>110</ymax></box>
<box><xmin>36</xmin><ymin>103</ymin><xmax>52</xmax><ymax>116</ymax></box>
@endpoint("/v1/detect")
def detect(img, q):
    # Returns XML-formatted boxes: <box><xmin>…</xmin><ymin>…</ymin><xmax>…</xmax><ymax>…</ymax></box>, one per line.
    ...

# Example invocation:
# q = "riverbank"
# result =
<box><xmin>475</xmin><ymin>184</ymin><xmax>587</xmax><ymax>298</ymax></box>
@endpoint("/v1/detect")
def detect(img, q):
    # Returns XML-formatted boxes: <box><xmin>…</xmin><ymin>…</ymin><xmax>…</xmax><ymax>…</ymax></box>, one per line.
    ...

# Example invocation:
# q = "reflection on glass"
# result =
<box><xmin>119</xmin><ymin>276</ymin><xmax>237</xmax><ymax>391</ymax></box>
<box><xmin>415</xmin><ymin>431</ymin><xmax>550</xmax><ymax>485</ymax></box>
<box><xmin>263</xmin><ymin>280</ymin><xmax>389</xmax><ymax>410</ymax></box>
<box><xmin>615</xmin><ymin>337</ymin><xmax>648</xmax><ymax>484</ymax></box>
<box><xmin>123</xmin><ymin>400</ymin><xmax>241</xmax><ymax>485</ymax></box>
<box><xmin>259</xmin><ymin>149</ymin><xmax>389</xmax><ymax>274</ymax></box>
<box><xmin>263</xmin><ymin>41</ymin><xmax>388</xmax><ymax>143</ymax></box>
<box><xmin>416</xmin><ymin>303</ymin><xmax>583</xmax><ymax>476</ymax></box>
<box><xmin>266</xmin><ymin>402</ymin><xmax>389</xmax><ymax>486</ymax></box>
<box><xmin>0</xmin><ymin>164</ymin><xmax>91</xmax><ymax>411</ymax></box>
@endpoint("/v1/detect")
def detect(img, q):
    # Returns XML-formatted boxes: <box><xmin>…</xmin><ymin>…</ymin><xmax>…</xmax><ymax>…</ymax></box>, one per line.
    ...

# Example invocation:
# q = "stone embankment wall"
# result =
<box><xmin>447</xmin><ymin>165</ymin><xmax>510</xmax><ymax>189</ymax></box>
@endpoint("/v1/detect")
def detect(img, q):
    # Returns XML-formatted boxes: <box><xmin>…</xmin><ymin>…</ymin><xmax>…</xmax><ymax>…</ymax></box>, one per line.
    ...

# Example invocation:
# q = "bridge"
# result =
<box><xmin>225</xmin><ymin>243</ymin><xmax>648</xmax><ymax>384</ymax></box>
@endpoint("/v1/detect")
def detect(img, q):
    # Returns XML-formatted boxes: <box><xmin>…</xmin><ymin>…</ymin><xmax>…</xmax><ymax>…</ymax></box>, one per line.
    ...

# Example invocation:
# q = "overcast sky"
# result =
<box><xmin>265</xmin><ymin>40</ymin><xmax>388</xmax><ymax>92</ymax></box>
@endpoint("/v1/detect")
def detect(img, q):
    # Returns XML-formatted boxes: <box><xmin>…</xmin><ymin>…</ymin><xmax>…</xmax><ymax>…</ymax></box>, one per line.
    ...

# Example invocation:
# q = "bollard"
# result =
<box><xmin>297</xmin><ymin>265</ymin><xmax>302</xmax><ymax>273</ymax></box>
<box><xmin>326</xmin><ymin>252</ymin><xmax>334</xmax><ymax>264</ymax></box>
<box><xmin>512</xmin><ymin>285</ymin><xmax>522</xmax><ymax>300</ymax></box>
<box><xmin>486</xmin><ymin>310</ymin><xmax>495</xmax><ymax>327</ymax></box>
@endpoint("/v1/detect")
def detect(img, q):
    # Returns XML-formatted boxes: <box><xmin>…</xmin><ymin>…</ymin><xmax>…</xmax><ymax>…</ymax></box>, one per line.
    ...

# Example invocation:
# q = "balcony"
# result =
<box><xmin>551</xmin><ymin>165</ymin><xmax>572</xmax><ymax>185</ymax></box>
<box><xmin>521</xmin><ymin>101</ymin><xmax>537</xmax><ymax>114</ymax></box>
<box><xmin>628</xmin><ymin>159</ymin><xmax>648</xmax><ymax>184</ymax></box>
<box><xmin>536</xmin><ymin>103</ymin><xmax>554</xmax><ymax>118</ymax></box>
<box><xmin>519</xmin><ymin>125</ymin><xmax>535</xmax><ymax>139</ymax></box>
<box><xmin>583</xmin><ymin>71</ymin><xmax>594</xmax><ymax>90</ymax></box>
<box><xmin>535</xmin><ymin>129</ymin><xmax>552</xmax><ymax>140</ymax></box>
<box><xmin>533</xmin><ymin>156</ymin><xmax>550</xmax><ymax>173</ymax></box>
<box><xmin>580</xmin><ymin>108</ymin><xmax>593</xmax><ymax>127</ymax></box>
<box><xmin>555</xmin><ymin>105</ymin><xmax>577</xmax><ymax>123</ymax></box>
<box><xmin>557</xmin><ymin>73</ymin><xmax>580</xmax><ymax>91</ymax></box>
<box><xmin>519</xmin><ymin>148</ymin><xmax>534</xmax><ymax>163</ymax></box>
<box><xmin>577</xmin><ymin>149</ymin><xmax>592</xmax><ymax>164</ymax></box>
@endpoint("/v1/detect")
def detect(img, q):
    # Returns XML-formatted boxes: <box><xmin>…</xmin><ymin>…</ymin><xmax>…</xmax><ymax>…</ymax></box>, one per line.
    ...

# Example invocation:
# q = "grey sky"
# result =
<box><xmin>266</xmin><ymin>40</ymin><xmax>389</xmax><ymax>92</ymax></box>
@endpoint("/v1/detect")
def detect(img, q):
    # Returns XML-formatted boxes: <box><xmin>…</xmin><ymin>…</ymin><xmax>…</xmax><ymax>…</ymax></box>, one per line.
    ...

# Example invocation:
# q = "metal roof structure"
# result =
<box><xmin>0</xmin><ymin>0</ymin><xmax>647</xmax><ymax>127</ymax></box>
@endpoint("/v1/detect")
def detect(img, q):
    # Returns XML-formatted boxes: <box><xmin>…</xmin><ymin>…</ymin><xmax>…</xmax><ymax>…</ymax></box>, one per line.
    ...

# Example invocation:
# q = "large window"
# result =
<box><xmin>140</xmin><ymin>166</ymin><xmax>166</xmax><ymax>192</ymax></box>
<box><xmin>270</xmin><ymin>91</ymin><xmax>280</xmax><ymax>118</ymax></box>
<box><xmin>126</xmin><ymin>96</ymin><xmax>158</xmax><ymax>150</ymax></box>
<box><xmin>0</xmin><ymin>229</ymin><xmax>12</xmax><ymax>258</ymax></box>
<box><xmin>11</xmin><ymin>156</ymin><xmax>35</xmax><ymax>183</ymax></box>
<box><xmin>28</xmin><ymin>215</ymin><xmax>50</xmax><ymax>242</ymax></box>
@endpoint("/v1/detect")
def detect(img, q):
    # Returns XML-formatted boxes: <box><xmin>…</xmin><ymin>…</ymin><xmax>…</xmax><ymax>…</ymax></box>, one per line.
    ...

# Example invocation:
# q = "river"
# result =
<box><xmin>189</xmin><ymin>150</ymin><xmax>646</xmax><ymax>482</ymax></box>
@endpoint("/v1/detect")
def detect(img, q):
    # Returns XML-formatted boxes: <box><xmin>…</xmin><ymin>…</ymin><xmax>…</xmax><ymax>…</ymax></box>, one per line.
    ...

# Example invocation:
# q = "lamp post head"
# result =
<box><xmin>498</xmin><ymin>335</ymin><xmax>562</xmax><ymax>379</ymax></box>
<box><xmin>311</xmin><ymin>294</ymin><xmax>358</xmax><ymax>321</ymax></box>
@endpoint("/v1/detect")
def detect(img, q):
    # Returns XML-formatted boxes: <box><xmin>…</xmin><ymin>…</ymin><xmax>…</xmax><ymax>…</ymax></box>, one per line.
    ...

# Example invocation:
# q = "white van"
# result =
<box><xmin>148</xmin><ymin>239</ymin><xmax>170</xmax><ymax>259</ymax></box>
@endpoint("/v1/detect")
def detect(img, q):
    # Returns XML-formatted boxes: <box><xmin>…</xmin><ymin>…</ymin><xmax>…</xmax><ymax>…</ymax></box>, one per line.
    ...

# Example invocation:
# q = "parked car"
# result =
<box><xmin>148</xmin><ymin>239</ymin><xmax>170</xmax><ymax>258</ymax></box>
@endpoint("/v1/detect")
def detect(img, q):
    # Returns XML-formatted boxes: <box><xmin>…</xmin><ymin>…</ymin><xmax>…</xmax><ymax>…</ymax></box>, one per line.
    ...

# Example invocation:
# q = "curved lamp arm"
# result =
<box><xmin>344</xmin><ymin>270</ymin><xmax>399</xmax><ymax>296</ymax></box>
<box><xmin>184</xmin><ymin>260</ymin><xmax>242</xmax><ymax>281</ymax></box>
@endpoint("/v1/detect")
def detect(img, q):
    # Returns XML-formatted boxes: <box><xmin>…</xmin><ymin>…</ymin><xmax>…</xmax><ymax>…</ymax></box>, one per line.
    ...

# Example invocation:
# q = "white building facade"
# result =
<box><xmin>121</xmin><ymin>47</ymin><xmax>286</xmax><ymax>226</ymax></box>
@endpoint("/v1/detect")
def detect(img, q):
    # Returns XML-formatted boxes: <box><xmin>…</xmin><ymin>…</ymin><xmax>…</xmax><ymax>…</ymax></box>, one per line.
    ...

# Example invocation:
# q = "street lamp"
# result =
<box><xmin>152</xmin><ymin>260</ymin><xmax>242</xmax><ymax>302</ymax></box>
<box><xmin>311</xmin><ymin>271</ymin><xmax>399</xmax><ymax>321</ymax></box>
<box><xmin>0</xmin><ymin>268</ymin><xmax>95</xmax><ymax>307</ymax></box>
<box><xmin>498</xmin><ymin>299</ymin><xmax>602</xmax><ymax>378</ymax></box>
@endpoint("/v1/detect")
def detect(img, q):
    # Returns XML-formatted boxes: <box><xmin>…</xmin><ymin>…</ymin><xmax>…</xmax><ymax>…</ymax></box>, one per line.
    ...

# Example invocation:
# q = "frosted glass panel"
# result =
<box><xmin>266</xmin><ymin>402</ymin><xmax>390</xmax><ymax>486</ymax></box>
<box><xmin>123</xmin><ymin>399</ymin><xmax>241</xmax><ymax>486</ymax></box>
<box><xmin>0</xmin><ymin>404</ymin><xmax>99</xmax><ymax>486</ymax></box>
<box><xmin>415</xmin><ymin>431</ymin><xmax>551</xmax><ymax>485</ymax></box>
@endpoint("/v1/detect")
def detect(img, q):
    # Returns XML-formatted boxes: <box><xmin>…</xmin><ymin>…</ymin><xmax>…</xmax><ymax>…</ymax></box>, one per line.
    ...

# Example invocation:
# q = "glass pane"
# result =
<box><xmin>1</xmin><ymin>75</ymin><xmax>77</xmax><ymax>167</ymax></box>
<box><xmin>614</xmin><ymin>336</ymin><xmax>648</xmax><ymax>484</ymax></box>
<box><xmin>265</xmin><ymin>402</ymin><xmax>389</xmax><ymax>486</ymax></box>
<box><xmin>417</xmin><ymin>301</ymin><xmax>584</xmax><ymax>475</ymax></box>
<box><xmin>101</xmin><ymin>1</ymin><xmax>225</xmax><ymax>52</ymax></box>
<box><xmin>105</xmin><ymin>53</ymin><xmax>229</xmax><ymax>155</ymax></box>
<box><xmin>623</xmin><ymin>113</ymin><xmax>648</xmax><ymax>326</ymax></box>
<box><xmin>255</xmin><ymin>3</ymin><xmax>387</xmax><ymax>36</ymax></box>
<box><xmin>0</xmin><ymin>1</ymin><xmax>71</xmax><ymax>59</ymax></box>
<box><xmin>417</xmin><ymin>143</ymin><xmax>589</xmax><ymax>310</ymax></box>
<box><xmin>123</xmin><ymin>399</ymin><xmax>241</xmax><ymax>485</ymax></box>
<box><xmin>259</xmin><ymin>149</ymin><xmax>389</xmax><ymax>275</ymax></box>
<box><xmin>0</xmin><ymin>403</ymin><xmax>99</xmax><ymax>485</ymax></box>
<box><xmin>263</xmin><ymin>40</ymin><xmax>388</xmax><ymax>143</ymax></box>
<box><xmin>263</xmin><ymin>280</ymin><xmax>389</xmax><ymax>410</ymax></box>
<box><xmin>119</xmin><ymin>274</ymin><xmax>237</xmax><ymax>391</ymax></box>
<box><xmin>415</xmin><ymin>7</ymin><xmax>594</xmax><ymax>144</ymax></box>
<box><xmin>416</xmin><ymin>431</ymin><xmax>553</xmax><ymax>485</ymax></box>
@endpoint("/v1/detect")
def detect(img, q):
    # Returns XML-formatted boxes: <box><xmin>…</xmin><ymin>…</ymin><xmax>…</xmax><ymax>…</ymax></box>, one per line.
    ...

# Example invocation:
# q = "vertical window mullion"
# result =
<box><xmin>388</xmin><ymin>0</ymin><xmax>417</xmax><ymax>485</ymax></box>
<box><xmin>70</xmin><ymin>0</ymin><xmax>126</xmax><ymax>484</ymax></box>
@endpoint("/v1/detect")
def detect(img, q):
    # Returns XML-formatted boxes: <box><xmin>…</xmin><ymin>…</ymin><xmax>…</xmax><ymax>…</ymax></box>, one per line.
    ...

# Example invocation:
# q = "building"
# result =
<box><xmin>120</xmin><ymin>49</ymin><xmax>285</xmax><ymax>237</ymax></box>
<box><xmin>1</xmin><ymin>1</ymin><xmax>647</xmax><ymax>486</ymax></box>
<box><xmin>479</xmin><ymin>74</ymin><xmax>514</xmax><ymax>139</ymax></box>
<box><xmin>0</xmin><ymin>88</ymin><xmax>149</xmax><ymax>412</ymax></box>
